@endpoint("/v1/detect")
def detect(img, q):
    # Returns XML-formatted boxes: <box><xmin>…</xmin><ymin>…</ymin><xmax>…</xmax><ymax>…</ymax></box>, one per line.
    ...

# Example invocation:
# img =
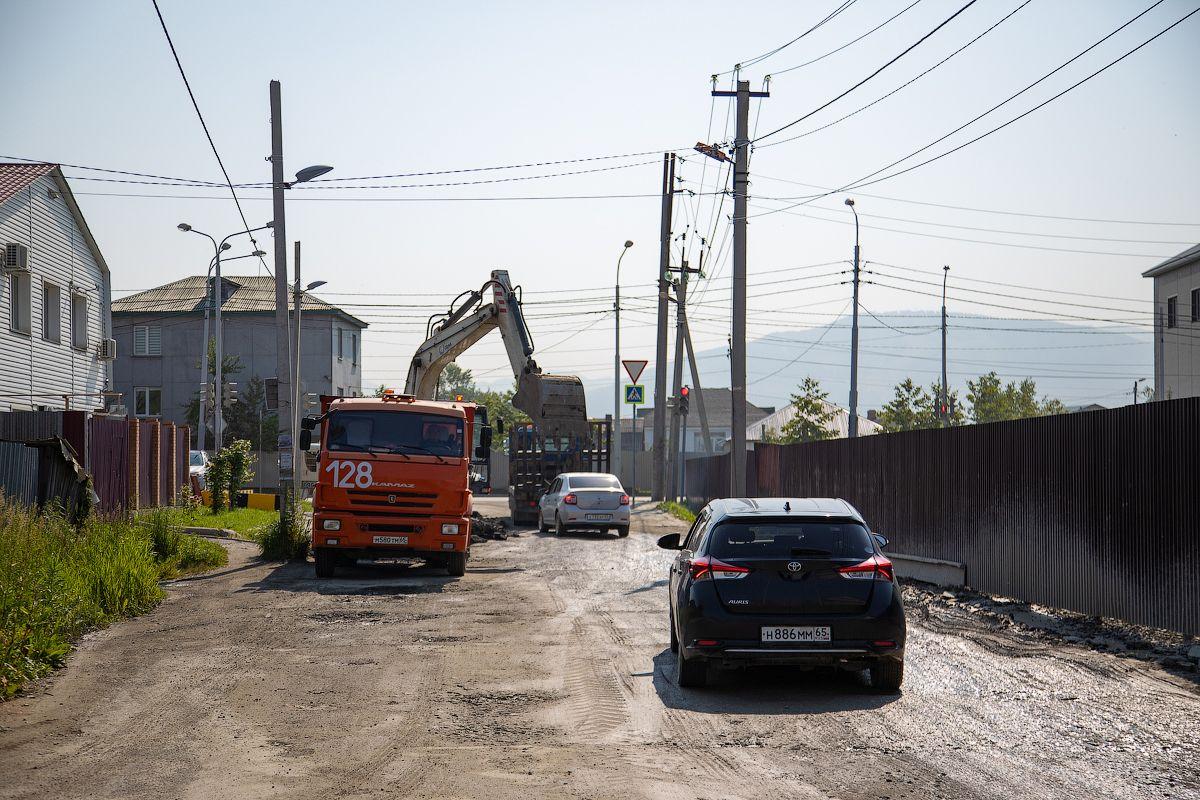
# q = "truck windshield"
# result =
<box><xmin>325</xmin><ymin>411</ymin><xmax>465</xmax><ymax>458</ymax></box>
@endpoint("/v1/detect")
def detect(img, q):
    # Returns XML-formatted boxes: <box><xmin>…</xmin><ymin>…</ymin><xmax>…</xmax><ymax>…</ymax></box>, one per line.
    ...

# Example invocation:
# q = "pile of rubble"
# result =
<box><xmin>470</xmin><ymin>511</ymin><xmax>516</xmax><ymax>543</ymax></box>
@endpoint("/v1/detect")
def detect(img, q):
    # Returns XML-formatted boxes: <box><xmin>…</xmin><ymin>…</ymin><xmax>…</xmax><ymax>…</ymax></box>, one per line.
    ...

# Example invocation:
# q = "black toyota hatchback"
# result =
<box><xmin>658</xmin><ymin>498</ymin><xmax>906</xmax><ymax>690</ymax></box>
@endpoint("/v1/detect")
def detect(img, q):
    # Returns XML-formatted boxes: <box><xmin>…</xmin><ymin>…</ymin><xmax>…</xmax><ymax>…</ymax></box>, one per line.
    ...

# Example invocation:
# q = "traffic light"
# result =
<box><xmin>222</xmin><ymin>382</ymin><xmax>238</xmax><ymax>405</ymax></box>
<box><xmin>200</xmin><ymin>382</ymin><xmax>215</xmax><ymax>406</ymax></box>
<box><xmin>679</xmin><ymin>386</ymin><xmax>690</xmax><ymax>416</ymax></box>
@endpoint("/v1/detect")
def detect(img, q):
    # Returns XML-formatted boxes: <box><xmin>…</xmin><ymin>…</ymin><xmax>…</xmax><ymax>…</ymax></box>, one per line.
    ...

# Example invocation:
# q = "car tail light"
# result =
<box><xmin>563</xmin><ymin>493</ymin><xmax>578</xmax><ymax>505</ymax></box>
<box><xmin>688</xmin><ymin>555</ymin><xmax>749</xmax><ymax>581</ymax></box>
<box><xmin>838</xmin><ymin>555</ymin><xmax>894</xmax><ymax>582</ymax></box>
<box><xmin>696</xmin><ymin>639</ymin><xmax>721</xmax><ymax>647</ymax></box>
<box><xmin>619</xmin><ymin>494</ymin><xmax>630</xmax><ymax>506</ymax></box>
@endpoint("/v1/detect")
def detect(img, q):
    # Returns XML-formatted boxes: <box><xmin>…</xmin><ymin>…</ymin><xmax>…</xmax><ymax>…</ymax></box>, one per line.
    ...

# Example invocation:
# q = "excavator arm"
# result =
<box><xmin>404</xmin><ymin>270</ymin><xmax>588</xmax><ymax>437</ymax></box>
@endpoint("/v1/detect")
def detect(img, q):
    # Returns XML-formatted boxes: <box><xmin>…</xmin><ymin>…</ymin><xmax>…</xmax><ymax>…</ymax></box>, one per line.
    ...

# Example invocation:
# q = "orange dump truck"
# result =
<box><xmin>303</xmin><ymin>392</ymin><xmax>491</xmax><ymax>578</ymax></box>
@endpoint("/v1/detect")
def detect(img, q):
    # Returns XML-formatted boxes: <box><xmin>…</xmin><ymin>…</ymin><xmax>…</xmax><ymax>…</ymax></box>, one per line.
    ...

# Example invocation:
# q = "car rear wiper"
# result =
<box><xmin>395</xmin><ymin>443</ymin><xmax>446</xmax><ymax>463</ymax></box>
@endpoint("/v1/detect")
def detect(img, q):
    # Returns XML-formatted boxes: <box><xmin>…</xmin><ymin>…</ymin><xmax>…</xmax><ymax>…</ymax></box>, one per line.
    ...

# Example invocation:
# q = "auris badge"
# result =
<box><xmin>787</xmin><ymin>561</ymin><xmax>803</xmax><ymax>573</ymax></box>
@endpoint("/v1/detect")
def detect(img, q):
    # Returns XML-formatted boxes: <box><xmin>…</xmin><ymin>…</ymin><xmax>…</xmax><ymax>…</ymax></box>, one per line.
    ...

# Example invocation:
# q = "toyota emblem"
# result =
<box><xmin>387</xmin><ymin>494</ymin><xmax>397</xmax><ymax>504</ymax></box>
<box><xmin>787</xmin><ymin>561</ymin><xmax>803</xmax><ymax>573</ymax></box>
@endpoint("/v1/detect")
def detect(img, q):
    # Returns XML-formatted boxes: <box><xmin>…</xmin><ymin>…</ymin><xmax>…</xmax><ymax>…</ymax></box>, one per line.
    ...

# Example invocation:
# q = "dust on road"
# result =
<box><xmin>2</xmin><ymin>497</ymin><xmax>1197</xmax><ymax>799</ymax></box>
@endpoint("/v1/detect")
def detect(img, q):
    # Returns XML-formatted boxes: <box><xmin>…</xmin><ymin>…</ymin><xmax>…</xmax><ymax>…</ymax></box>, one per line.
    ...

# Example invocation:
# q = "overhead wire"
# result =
<box><xmin>718</xmin><ymin>0</ymin><xmax>859</xmax><ymax>76</ymax></box>
<box><xmin>767</xmin><ymin>0</ymin><xmax>927</xmax><ymax>77</ymax></box>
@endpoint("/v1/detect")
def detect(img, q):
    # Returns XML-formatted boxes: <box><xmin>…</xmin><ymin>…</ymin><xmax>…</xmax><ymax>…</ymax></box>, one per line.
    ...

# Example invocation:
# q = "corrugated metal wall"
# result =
<box><xmin>89</xmin><ymin>416</ymin><xmax>129</xmax><ymax>514</ymax></box>
<box><xmin>688</xmin><ymin>398</ymin><xmax>1200</xmax><ymax>635</ymax></box>
<box><xmin>0</xmin><ymin>441</ymin><xmax>38</xmax><ymax>505</ymax></box>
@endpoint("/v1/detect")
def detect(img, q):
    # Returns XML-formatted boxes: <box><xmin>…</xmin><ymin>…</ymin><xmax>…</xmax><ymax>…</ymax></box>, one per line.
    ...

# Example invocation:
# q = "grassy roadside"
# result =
<box><xmin>174</xmin><ymin>507</ymin><xmax>278</xmax><ymax>540</ymax></box>
<box><xmin>0</xmin><ymin>503</ymin><xmax>228</xmax><ymax>698</ymax></box>
<box><xmin>657</xmin><ymin>501</ymin><xmax>696</xmax><ymax>524</ymax></box>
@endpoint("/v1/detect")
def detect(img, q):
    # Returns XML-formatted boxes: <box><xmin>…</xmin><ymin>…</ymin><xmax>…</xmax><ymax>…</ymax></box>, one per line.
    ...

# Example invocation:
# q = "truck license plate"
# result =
<box><xmin>585</xmin><ymin>513</ymin><xmax>611</xmax><ymax>521</ymax></box>
<box><xmin>761</xmin><ymin>626</ymin><xmax>831</xmax><ymax>643</ymax></box>
<box><xmin>372</xmin><ymin>536</ymin><xmax>408</xmax><ymax>545</ymax></box>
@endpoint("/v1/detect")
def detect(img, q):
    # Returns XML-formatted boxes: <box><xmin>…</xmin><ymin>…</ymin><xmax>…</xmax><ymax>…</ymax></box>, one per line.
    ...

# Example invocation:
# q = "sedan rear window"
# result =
<box><xmin>707</xmin><ymin>519</ymin><xmax>874</xmax><ymax>559</ymax></box>
<box><xmin>567</xmin><ymin>475</ymin><xmax>621</xmax><ymax>489</ymax></box>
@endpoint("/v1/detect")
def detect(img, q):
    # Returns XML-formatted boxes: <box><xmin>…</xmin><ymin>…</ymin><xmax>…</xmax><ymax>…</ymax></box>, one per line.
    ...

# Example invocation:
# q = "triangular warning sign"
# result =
<box><xmin>622</xmin><ymin>359</ymin><xmax>648</xmax><ymax>383</ymax></box>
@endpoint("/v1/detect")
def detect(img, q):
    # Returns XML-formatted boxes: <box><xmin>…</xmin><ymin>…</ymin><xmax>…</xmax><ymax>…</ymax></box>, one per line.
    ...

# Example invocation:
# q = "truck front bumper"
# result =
<box><xmin>313</xmin><ymin>512</ymin><xmax>471</xmax><ymax>555</ymax></box>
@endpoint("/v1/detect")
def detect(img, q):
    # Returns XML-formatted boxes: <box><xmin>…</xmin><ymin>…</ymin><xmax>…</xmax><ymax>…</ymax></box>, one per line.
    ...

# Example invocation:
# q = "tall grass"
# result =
<box><xmin>255</xmin><ymin>504</ymin><xmax>310</xmax><ymax>561</ymax></box>
<box><xmin>0</xmin><ymin>502</ymin><xmax>227</xmax><ymax>698</ymax></box>
<box><xmin>657</xmin><ymin>501</ymin><xmax>696</xmax><ymax>524</ymax></box>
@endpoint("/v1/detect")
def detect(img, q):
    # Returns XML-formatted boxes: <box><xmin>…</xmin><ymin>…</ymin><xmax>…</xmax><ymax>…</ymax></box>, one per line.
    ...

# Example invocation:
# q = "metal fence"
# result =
<box><xmin>686</xmin><ymin>398</ymin><xmax>1200</xmax><ymax>635</ymax></box>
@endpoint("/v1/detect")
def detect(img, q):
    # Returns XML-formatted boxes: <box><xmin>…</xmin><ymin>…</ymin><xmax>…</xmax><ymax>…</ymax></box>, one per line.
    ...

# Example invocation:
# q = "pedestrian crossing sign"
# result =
<box><xmin>624</xmin><ymin>384</ymin><xmax>645</xmax><ymax>405</ymax></box>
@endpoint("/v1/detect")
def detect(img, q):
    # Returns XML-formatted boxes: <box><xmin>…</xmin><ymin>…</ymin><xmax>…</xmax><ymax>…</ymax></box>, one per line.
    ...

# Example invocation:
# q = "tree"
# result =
<box><xmin>182</xmin><ymin>337</ymin><xmax>246</xmax><ymax>449</ymax></box>
<box><xmin>436</xmin><ymin>364</ymin><xmax>477</xmax><ymax>401</ymax></box>
<box><xmin>967</xmin><ymin>371</ymin><xmax>1067</xmax><ymax>424</ymax></box>
<box><xmin>778</xmin><ymin>377</ymin><xmax>837</xmax><ymax>443</ymax></box>
<box><xmin>475</xmin><ymin>387</ymin><xmax>528</xmax><ymax>449</ymax></box>
<box><xmin>222</xmin><ymin>376</ymin><xmax>279</xmax><ymax>450</ymax></box>
<box><xmin>876</xmin><ymin>379</ymin><xmax>965</xmax><ymax>433</ymax></box>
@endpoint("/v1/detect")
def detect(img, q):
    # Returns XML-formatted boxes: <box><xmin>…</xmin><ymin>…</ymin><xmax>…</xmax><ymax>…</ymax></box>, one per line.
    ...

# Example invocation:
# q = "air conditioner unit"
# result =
<box><xmin>3</xmin><ymin>243</ymin><xmax>30</xmax><ymax>272</ymax></box>
<box><xmin>98</xmin><ymin>338</ymin><xmax>117</xmax><ymax>361</ymax></box>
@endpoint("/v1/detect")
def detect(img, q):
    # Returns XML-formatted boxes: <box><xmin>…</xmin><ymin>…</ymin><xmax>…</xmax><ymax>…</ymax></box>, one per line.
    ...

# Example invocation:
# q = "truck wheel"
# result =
<box><xmin>555</xmin><ymin>514</ymin><xmax>567</xmax><ymax>536</ymax></box>
<box><xmin>615</xmin><ymin>526</ymin><xmax>629</xmax><ymax>538</ymax></box>
<box><xmin>447</xmin><ymin>551</ymin><xmax>467</xmax><ymax>577</ymax></box>
<box><xmin>314</xmin><ymin>549</ymin><xmax>336</xmax><ymax>579</ymax></box>
<box><xmin>869</xmin><ymin>658</ymin><xmax>904</xmax><ymax>692</ymax></box>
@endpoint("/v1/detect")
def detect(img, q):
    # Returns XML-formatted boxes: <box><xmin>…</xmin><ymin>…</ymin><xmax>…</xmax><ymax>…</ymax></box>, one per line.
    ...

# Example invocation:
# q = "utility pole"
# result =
<box><xmin>681</xmin><ymin>256</ymin><xmax>713</xmax><ymax>456</ymax></box>
<box><xmin>270</xmin><ymin>79</ymin><xmax>293</xmax><ymax>527</ymax></box>
<box><xmin>666</xmin><ymin>261</ymin><xmax>686</xmax><ymax>501</ymax></box>
<box><xmin>197</xmin><ymin>259</ymin><xmax>212</xmax><ymax>450</ymax></box>
<box><xmin>613</xmin><ymin>240</ymin><xmax>633</xmax><ymax>482</ymax></box>
<box><xmin>845</xmin><ymin>198</ymin><xmax>861</xmax><ymax>438</ymax></box>
<box><xmin>292</xmin><ymin>241</ymin><xmax>303</xmax><ymax>505</ymax></box>
<box><xmin>652</xmin><ymin>153</ymin><xmax>675</xmax><ymax>501</ymax></box>
<box><xmin>941</xmin><ymin>264</ymin><xmax>949</xmax><ymax>425</ymax></box>
<box><xmin>713</xmin><ymin>80</ymin><xmax>767</xmax><ymax>495</ymax></box>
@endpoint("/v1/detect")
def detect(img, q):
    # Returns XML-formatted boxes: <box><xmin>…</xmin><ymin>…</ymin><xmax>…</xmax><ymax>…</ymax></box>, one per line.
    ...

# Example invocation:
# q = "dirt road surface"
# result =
<box><xmin>3</xmin><ymin>498</ymin><xmax>1197</xmax><ymax>799</ymax></box>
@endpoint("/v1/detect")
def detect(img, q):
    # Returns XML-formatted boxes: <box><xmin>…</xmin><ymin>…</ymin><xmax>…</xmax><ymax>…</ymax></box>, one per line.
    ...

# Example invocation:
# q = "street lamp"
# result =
<box><xmin>291</xmin><ymin>248</ymin><xmax>327</xmax><ymax>503</ymax></box>
<box><xmin>179</xmin><ymin>222</ymin><xmax>274</xmax><ymax>448</ymax></box>
<box><xmin>613</xmin><ymin>240</ymin><xmax>633</xmax><ymax>485</ymax></box>
<box><xmin>1133</xmin><ymin>377</ymin><xmax>1149</xmax><ymax>405</ymax></box>
<box><xmin>845</xmin><ymin>198</ymin><xmax>861</xmax><ymax>438</ymax></box>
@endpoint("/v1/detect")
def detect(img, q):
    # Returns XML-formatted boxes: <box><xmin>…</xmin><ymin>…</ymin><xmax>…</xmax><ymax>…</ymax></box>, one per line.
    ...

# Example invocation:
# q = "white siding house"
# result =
<box><xmin>0</xmin><ymin>164</ymin><xmax>113</xmax><ymax>411</ymax></box>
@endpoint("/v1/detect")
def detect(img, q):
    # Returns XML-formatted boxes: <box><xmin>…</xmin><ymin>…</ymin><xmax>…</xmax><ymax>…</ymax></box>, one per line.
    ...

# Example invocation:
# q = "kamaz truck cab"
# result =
<box><xmin>304</xmin><ymin>391</ymin><xmax>491</xmax><ymax>578</ymax></box>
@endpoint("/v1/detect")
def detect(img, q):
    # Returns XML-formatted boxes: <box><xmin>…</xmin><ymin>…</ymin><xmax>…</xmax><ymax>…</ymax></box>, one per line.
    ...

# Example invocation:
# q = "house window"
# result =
<box><xmin>1191</xmin><ymin>288</ymin><xmax>1199</xmax><ymax>323</ymax></box>
<box><xmin>1166</xmin><ymin>296</ymin><xmax>1177</xmax><ymax>329</ymax></box>
<box><xmin>336</xmin><ymin>386</ymin><xmax>344</xmax><ymax>397</ymax></box>
<box><xmin>351</xmin><ymin>332</ymin><xmax>358</xmax><ymax>365</ymax></box>
<box><xmin>42</xmin><ymin>282</ymin><xmax>61</xmax><ymax>343</ymax></box>
<box><xmin>71</xmin><ymin>292</ymin><xmax>88</xmax><ymax>349</ymax></box>
<box><xmin>133</xmin><ymin>324</ymin><xmax>161</xmax><ymax>356</ymax></box>
<box><xmin>134</xmin><ymin>387</ymin><xmax>162</xmax><ymax>417</ymax></box>
<box><xmin>337</xmin><ymin>328</ymin><xmax>344</xmax><ymax>361</ymax></box>
<box><xmin>8</xmin><ymin>272</ymin><xmax>31</xmax><ymax>334</ymax></box>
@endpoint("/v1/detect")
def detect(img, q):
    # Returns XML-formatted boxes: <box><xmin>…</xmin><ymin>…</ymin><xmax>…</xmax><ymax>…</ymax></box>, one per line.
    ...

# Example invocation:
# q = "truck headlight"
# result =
<box><xmin>322</xmin><ymin>519</ymin><xmax>341</xmax><ymax>531</ymax></box>
<box><xmin>441</xmin><ymin>523</ymin><xmax>460</xmax><ymax>535</ymax></box>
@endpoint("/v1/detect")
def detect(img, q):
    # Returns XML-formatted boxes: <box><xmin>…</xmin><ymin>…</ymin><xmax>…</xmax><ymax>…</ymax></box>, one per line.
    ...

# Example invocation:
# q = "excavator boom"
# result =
<box><xmin>405</xmin><ymin>270</ymin><xmax>589</xmax><ymax>437</ymax></box>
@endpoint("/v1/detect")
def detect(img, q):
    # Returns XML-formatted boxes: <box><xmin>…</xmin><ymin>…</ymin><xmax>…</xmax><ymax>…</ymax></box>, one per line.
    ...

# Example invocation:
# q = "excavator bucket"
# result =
<box><xmin>513</xmin><ymin>373</ymin><xmax>590</xmax><ymax>438</ymax></box>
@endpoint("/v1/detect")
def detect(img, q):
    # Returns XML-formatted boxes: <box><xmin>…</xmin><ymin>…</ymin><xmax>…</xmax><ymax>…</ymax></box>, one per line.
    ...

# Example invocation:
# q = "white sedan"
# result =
<box><xmin>538</xmin><ymin>472</ymin><xmax>631</xmax><ymax>537</ymax></box>
<box><xmin>189</xmin><ymin>450</ymin><xmax>209</xmax><ymax>491</ymax></box>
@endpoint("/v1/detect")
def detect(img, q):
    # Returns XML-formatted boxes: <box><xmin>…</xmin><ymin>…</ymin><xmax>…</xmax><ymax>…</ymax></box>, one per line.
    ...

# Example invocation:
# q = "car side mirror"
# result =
<box><xmin>474</xmin><ymin>444</ymin><xmax>489</xmax><ymax>459</ymax></box>
<box><xmin>298</xmin><ymin>429</ymin><xmax>312</xmax><ymax>450</ymax></box>
<box><xmin>301</xmin><ymin>416</ymin><xmax>318</xmax><ymax>431</ymax></box>
<box><xmin>657</xmin><ymin>533</ymin><xmax>682</xmax><ymax>550</ymax></box>
<box><xmin>873</xmin><ymin>533</ymin><xmax>889</xmax><ymax>549</ymax></box>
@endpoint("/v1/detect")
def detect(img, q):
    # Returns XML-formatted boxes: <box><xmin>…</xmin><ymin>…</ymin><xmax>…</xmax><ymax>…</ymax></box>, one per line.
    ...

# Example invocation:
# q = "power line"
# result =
<box><xmin>768</xmin><ymin>0</ymin><xmax>927</xmax><ymax>77</ymax></box>
<box><xmin>149</xmin><ymin>0</ymin><xmax>272</xmax><ymax>278</ymax></box>
<box><xmin>72</xmin><ymin>189</ymin><xmax>719</xmax><ymax>203</ymax></box>
<box><xmin>757</xmin><ymin>0</ymin><xmax>1032</xmax><ymax>148</ymax></box>
<box><xmin>868</xmin><ymin>260</ymin><xmax>1160</xmax><ymax>305</ymax></box>
<box><xmin>720</xmin><ymin>0</ymin><xmax>859</xmax><ymax>76</ymax></box>
<box><xmin>754</xmin><ymin>0</ymin><xmax>981</xmax><ymax>142</ymax></box>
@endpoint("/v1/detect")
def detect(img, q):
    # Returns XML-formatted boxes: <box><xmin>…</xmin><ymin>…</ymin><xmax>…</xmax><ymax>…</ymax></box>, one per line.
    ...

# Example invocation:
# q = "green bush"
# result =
<box><xmin>255</xmin><ymin>504</ymin><xmax>309</xmax><ymax>561</ymax></box>
<box><xmin>657</xmin><ymin>501</ymin><xmax>696</xmax><ymax>524</ymax></box>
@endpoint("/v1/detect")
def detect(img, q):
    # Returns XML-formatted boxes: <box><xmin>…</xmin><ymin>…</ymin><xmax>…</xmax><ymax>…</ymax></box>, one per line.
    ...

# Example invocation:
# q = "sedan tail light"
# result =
<box><xmin>563</xmin><ymin>493</ymin><xmax>578</xmax><ymax>505</ymax></box>
<box><xmin>688</xmin><ymin>555</ymin><xmax>750</xmax><ymax>581</ymax></box>
<box><xmin>619</xmin><ymin>494</ymin><xmax>631</xmax><ymax>506</ymax></box>
<box><xmin>838</xmin><ymin>555</ymin><xmax>895</xmax><ymax>582</ymax></box>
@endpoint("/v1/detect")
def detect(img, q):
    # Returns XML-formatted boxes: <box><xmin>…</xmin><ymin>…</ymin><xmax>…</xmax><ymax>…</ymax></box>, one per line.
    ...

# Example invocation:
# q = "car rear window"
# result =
<box><xmin>567</xmin><ymin>475</ymin><xmax>621</xmax><ymax>489</ymax></box>
<box><xmin>707</xmin><ymin>519</ymin><xmax>874</xmax><ymax>559</ymax></box>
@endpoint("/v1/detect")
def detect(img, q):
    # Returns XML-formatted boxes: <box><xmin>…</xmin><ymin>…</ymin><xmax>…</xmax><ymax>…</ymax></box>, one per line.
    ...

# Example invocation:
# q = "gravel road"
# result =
<box><xmin>2</xmin><ymin>497</ymin><xmax>1197</xmax><ymax>799</ymax></box>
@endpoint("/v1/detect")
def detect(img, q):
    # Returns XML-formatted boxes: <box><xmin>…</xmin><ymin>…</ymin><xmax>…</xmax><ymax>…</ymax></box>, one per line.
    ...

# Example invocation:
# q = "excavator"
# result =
<box><xmin>404</xmin><ymin>270</ymin><xmax>589</xmax><ymax>437</ymax></box>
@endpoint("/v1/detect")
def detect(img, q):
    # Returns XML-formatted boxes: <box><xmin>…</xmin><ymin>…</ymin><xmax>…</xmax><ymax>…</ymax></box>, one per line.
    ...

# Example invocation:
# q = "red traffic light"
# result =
<box><xmin>680</xmin><ymin>386</ymin><xmax>690</xmax><ymax>397</ymax></box>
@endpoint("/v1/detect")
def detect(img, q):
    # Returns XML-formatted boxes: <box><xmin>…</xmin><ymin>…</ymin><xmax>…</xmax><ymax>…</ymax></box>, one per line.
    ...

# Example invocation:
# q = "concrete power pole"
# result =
<box><xmin>713</xmin><ymin>80</ymin><xmax>767</xmax><ymax>495</ymax></box>
<box><xmin>270</xmin><ymin>80</ymin><xmax>293</xmax><ymax>526</ymax></box>
<box><xmin>681</xmin><ymin>258</ymin><xmax>713</xmax><ymax>457</ymax></box>
<box><xmin>666</xmin><ymin>264</ymin><xmax>686</xmax><ymax>501</ymax></box>
<box><xmin>940</xmin><ymin>265</ymin><xmax>949</xmax><ymax>424</ymax></box>
<box><xmin>846</xmin><ymin>198</ymin><xmax>861</xmax><ymax>438</ymax></box>
<box><xmin>652</xmin><ymin>153</ymin><xmax>675</xmax><ymax>501</ymax></box>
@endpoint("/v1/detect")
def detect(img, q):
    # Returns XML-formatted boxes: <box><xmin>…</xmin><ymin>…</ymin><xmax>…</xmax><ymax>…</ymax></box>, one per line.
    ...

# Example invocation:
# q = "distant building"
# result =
<box><xmin>0</xmin><ymin>163</ymin><xmax>113</xmax><ymax>411</ymax></box>
<box><xmin>1065</xmin><ymin>403</ymin><xmax>1107</xmax><ymax>414</ymax></box>
<box><xmin>1143</xmin><ymin>244</ymin><xmax>1200</xmax><ymax>400</ymax></box>
<box><xmin>112</xmin><ymin>275</ymin><xmax>367</xmax><ymax>438</ymax></box>
<box><xmin>747</xmin><ymin>400</ymin><xmax>882</xmax><ymax>443</ymax></box>
<box><xmin>632</xmin><ymin>388</ymin><xmax>773</xmax><ymax>456</ymax></box>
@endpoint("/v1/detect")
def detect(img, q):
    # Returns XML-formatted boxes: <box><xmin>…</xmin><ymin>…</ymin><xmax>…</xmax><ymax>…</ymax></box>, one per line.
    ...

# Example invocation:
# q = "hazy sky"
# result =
<box><xmin>4</xmin><ymin>0</ymin><xmax>1198</xmax><ymax>413</ymax></box>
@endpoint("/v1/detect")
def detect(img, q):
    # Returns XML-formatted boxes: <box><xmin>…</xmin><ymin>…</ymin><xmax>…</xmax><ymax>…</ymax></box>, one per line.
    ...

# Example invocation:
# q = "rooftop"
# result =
<box><xmin>1142</xmin><ymin>244</ymin><xmax>1200</xmax><ymax>279</ymax></box>
<box><xmin>0</xmin><ymin>162</ymin><xmax>56</xmax><ymax>205</ymax></box>
<box><xmin>708</xmin><ymin>497</ymin><xmax>864</xmax><ymax>521</ymax></box>
<box><xmin>747</xmin><ymin>400</ymin><xmax>882</xmax><ymax>441</ymax></box>
<box><xmin>113</xmin><ymin>275</ymin><xmax>367</xmax><ymax>327</ymax></box>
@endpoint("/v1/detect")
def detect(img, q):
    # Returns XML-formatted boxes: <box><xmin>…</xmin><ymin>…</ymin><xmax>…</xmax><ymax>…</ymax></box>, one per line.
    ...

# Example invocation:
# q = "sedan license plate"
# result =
<box><xmin>761</xmin><ymin>626</ymin><xmax>831</xmax><ymax>643</ymax></box>
<box><xmin>372</xmin><ymin>535</ymin><xmax>408</xmax><ymax>545</ymax></box>
<box><xmin>585</xmin><ymin>513</ymin><xmax>611</xmax><ymax>521</ymax></box>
